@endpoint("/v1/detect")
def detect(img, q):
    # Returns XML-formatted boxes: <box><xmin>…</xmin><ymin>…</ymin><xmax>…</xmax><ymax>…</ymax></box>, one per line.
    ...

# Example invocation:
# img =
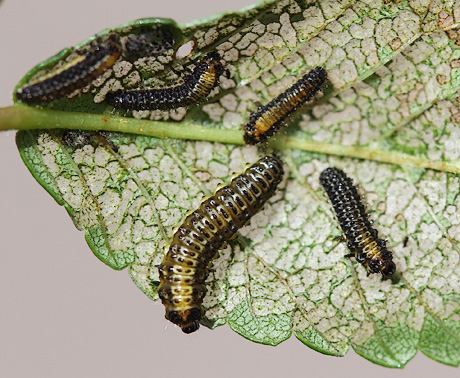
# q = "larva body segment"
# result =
<box><xmin>319</xmin><ymin>167</ymin><xmax>396</xmax><ymax>277</ymax></box>
<box><xmin>243</xmin><ymin>66</ymin><xmax>327</xmax><ymax>145</ymax></box>
<box><xmin>16</xmin><ymin>34</ymin><xmax>121</xmax><ymax>104</ymax></box>
<box><xmin>106</xmin><ymin>52</ymin><xmax>228</xmax><ymax>111</ymax></box>
<box><xmin>158</xmin><ymin>155</ymin><xmax>284</xmax><ymax>333</ymax></box>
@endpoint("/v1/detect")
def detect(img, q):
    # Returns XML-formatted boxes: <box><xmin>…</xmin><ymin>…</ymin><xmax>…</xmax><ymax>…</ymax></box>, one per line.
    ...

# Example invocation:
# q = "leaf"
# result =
<box><xmin>12</xmin><ymin>0</ymin><xmax>460</xmax><ymax>368</ymax></box>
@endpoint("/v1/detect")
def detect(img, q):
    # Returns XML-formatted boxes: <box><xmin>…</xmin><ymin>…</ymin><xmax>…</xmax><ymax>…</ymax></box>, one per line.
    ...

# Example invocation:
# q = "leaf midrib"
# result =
<box><xmin>3</xmin><ymin>105</ymin><xmax>459</xmax><ymax>174</ymax></box>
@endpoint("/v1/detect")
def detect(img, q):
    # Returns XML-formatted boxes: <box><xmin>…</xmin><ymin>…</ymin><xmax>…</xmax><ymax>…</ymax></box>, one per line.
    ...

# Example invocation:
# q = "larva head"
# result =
<box><xmin>243</xmin><ymin>119</ymin><xmax>262</xmax><ymax>145</ymax></box>
<box><xmin>380</xmin><ymin>260</ymin><xmax>396</xmax><ymax>276</ymax></box>
<box><xmin>203</xmin><ymin>52</ymin><xmax>230</xmax><ymax>82</ymax></box>
<box><xmin>367</xmin><ymin>251</ymin><xmax>396</xmax><ymax>276</ymax></box>
<box><xmin>166</xmin><ymin>308</ymin><xmax>202</xmax><ymax>334</ymax></box>
<box><xmin>105</xmin><ymin>90</ymin><xmax>126</xmax><ymax>108</ymax></box>
<box><xmin>377</xmin><ymin>244</ymin><xmax>396</xmax><ymax>276</ymax></box>
<box><xmin>181</xmin><ymin>320</ymin><xmax>200</xmax><ymax>334</ymax></box>
<box><xmin>262</xmin><ymin>154</ymin><xmax>284</xmax><ymax>177</ymax></box>
<box><xmin>203</xmin><ymin>51</ymin><xmax>222</xmax><ymax>64</ymax></box>
<box><xmin>310</xmin><ymin>66</ymin><xmax>328</xmax><ymax>83</ymax></box>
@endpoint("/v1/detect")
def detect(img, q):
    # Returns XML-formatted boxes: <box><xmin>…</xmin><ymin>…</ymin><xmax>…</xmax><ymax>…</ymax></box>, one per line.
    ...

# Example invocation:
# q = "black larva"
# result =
<box><xmin>16</xmin><ymin>34</ymin><xmax>121</xmax><ymax>104</ymax></box>
<box><xmin>243</xmin><ymin>66</ymin><xmax>327</xmax><ymax>145</ymax></box>
<box><xmin>157</xmin><ymin>155</ymin><xmax>284</xmax><ymax>333</ymax></box>
<box><xmin>320</xmin><ymin>167</ymin><xmax>396</xmax><ymax>277</ymax></box>
<box><xmin>105</xmin><ymin>52</ymin><xmax>229</xmax><ymax>111</ymax></box>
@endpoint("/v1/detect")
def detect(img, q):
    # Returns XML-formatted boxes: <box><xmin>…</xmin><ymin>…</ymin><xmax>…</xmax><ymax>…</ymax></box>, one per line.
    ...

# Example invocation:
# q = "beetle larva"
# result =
<box><xmin>158</xmin><ymin>154</ymin><xmax>284</xmax><ymax>333</ymax></box>
<box><xmin>243</xmin><ymin>66</ymin><xmax>327</xmax><ymax>145</ymax></box>
<box><xmin>106</xmin><ymin>52</ymin><xmax>229</xmax><ymax>111</ymax></box>
<box><xmin>16</xmin><ymin>34</ymin><xmax>121</xmax><ymax>104</ymax></box>
<box><xmin>320</xmin><ymin>167</ymin><xmax>396</xmax><ymax>277</ymax></box>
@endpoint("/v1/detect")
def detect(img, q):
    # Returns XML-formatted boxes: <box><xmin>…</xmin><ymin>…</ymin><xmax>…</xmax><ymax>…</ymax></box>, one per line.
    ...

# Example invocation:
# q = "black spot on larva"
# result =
<box><xmin>16</xmin><ymin>34</ymin><xmax>121</xmax><ymax>104</ymax></box>
<box><xmin>158</xmin><ymin>155</ymin><xmax>284</xmax><ymax>333</ymax></box>
<box><xmin>106</xmin><ymin>52</ymin><xmax>229</xmax><ymax>111</ymax></box>
<box><xmin>319</xmin><ymin>167</ymin><xmax>396</xmax><ymax>277</ymax></box>
<box><xmin>243</xmin><ymin>67</ymin><xmax>327</xmax><ymax>145</ymax></box>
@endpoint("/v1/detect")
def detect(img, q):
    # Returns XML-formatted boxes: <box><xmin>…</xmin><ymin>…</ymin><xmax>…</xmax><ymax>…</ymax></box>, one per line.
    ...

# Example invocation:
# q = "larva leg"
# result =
<box><xmin>333</xmin><ymin>235</ymin><xmax>346</xmax><ymax>243</ymax></box>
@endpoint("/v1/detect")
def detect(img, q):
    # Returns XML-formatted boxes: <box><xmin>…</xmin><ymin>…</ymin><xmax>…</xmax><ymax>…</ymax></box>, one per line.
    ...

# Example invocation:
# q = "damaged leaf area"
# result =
<box><xmin>14</xmin><ymin>0</ymin><xmax>460</xmax><ymax>368</ymax></box>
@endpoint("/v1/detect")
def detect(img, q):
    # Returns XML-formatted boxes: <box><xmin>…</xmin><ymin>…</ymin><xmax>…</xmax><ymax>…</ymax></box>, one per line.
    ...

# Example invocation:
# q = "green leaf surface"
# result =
<box><xmin>9</xmin><ymin>0</ymin><xmax>460</xmax><ymax>368</ymax></box>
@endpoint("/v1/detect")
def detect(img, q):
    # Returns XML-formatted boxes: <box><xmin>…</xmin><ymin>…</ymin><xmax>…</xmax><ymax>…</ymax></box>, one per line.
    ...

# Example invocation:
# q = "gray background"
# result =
<box><xmin>0</xmin><ymin>1</ymin><xmax>458</xmax><ymax>377</ymax></box>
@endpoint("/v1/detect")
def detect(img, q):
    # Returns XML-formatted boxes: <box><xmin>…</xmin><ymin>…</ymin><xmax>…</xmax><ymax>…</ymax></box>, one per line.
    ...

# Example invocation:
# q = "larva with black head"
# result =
<box><xmin>319</xmin><ymin>167</ymin><xmax>396</xmax><ymax>277</ymax></box>
<box><xmin>243</xmin><ymin>66</ymin><xmax>327</xmax><ymax>145</ymax></box>
<box><xmin>16</xmin><ymin>34</ymin><xmax>122</xmax><ymax>104</ymax></box>
<box><xmin>158</xmin><ymin>155</ymin><xmax>284</xmax><ymax>333</ymax></box>
<box><xmin>106</xmin><ymin>52</ymin><xmax>229</xmax><ymax>111</ymax></box>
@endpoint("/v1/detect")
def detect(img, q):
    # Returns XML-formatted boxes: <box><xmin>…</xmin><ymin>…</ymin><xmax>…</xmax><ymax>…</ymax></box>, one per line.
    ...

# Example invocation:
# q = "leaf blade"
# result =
<box><xmin>10</xmin><ymin>0</ymin><xmax>460</xmax><ymax>367</ymax></box>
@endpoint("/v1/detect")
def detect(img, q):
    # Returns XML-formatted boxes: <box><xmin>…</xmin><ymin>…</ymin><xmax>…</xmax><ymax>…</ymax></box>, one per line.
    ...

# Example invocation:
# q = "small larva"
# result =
<box><xmin>319</xmin><ymin>167</ymin><xmax>396</xmax><ymax>277</ymax></box>
<box><xmin>243</xmin><ymin>66</ymin><xmax>327</xmax><ymax>145</ymax></box>
<box><xmin>106</xmin><ymin>52</ymin><xmax>229</xmax><ymax>111</ymax></box>
<box><xmin>158</xmin><ymin>155</ymin><xmax>284</xmax><ymax>333</ymax></box>
<box><xmin>122</xmin><ymin>29</ymin><xmax>175</xmax><ymax>60</ymax></box>
<box><xmin>62</xmin><ymin>130</ymin><xmax>118</xmax><ymax>152</ymax></box>
<box><xmin>62</xmin><ymin>130</ymin><xmax>91</xmax><ymax>147</ymax></box>
<box><xmin>16</xmin><ymin>34</ymin><xmax>121</xmax><ymax>104</ymax></box>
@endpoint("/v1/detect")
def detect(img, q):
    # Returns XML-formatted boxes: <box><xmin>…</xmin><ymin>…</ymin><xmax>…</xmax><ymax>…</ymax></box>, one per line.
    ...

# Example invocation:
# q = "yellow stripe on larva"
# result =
<box><xmin>26</xmin><ymin>55</ymin><xmax>87</xmax><ymax>86</ymax></box>
<box><xmin>16</xmin><ymin>34</ymin><xmax>121</xmax><ymax>104</ymax></box>
<box><xmin>319</xmin><ymin>167</ymin><xmax>396</xmax><ymax>277</ymax></box>
<box><xmin>243</xmin><ymin>67</ymin><xmax>327</xmax><ymax>145</ymax></box>
<box><xmin>106</xmin><ymin>52</ymin><xmax>229</xmax><ymax>111</ymax></box>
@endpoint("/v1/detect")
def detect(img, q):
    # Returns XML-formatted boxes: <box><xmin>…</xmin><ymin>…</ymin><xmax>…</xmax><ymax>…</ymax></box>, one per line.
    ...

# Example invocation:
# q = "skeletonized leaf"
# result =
<box><xmin>14</xmin><ymin>0</ymin><xmax>460</xmax><ymax>368</ymax></box>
